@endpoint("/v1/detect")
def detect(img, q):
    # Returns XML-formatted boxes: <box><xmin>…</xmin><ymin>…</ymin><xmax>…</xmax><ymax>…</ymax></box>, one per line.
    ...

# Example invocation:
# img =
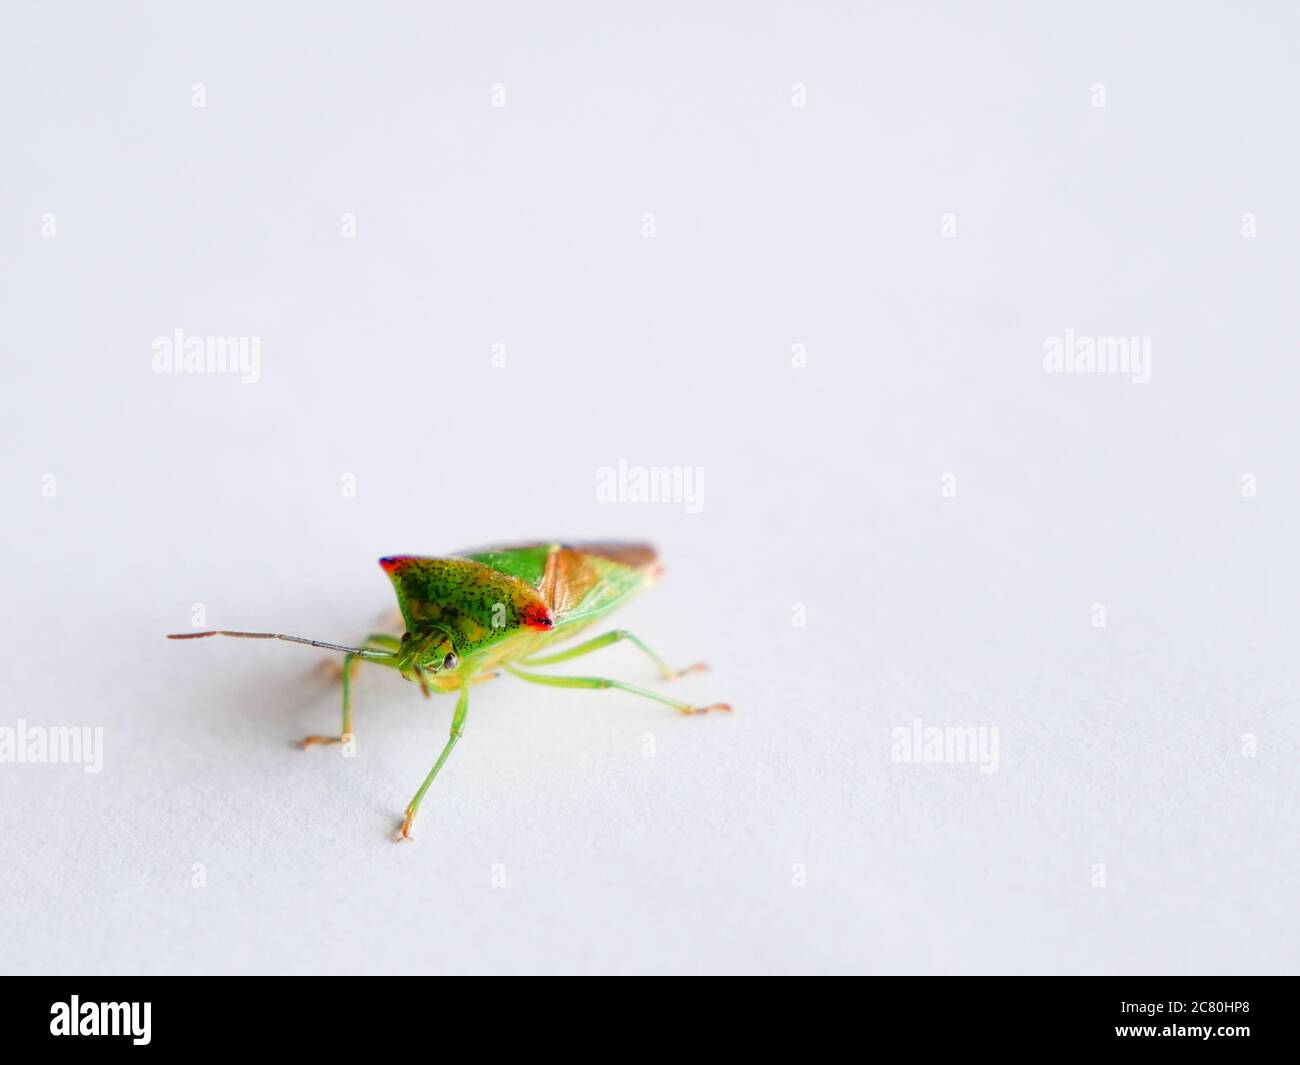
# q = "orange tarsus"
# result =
<box><xmin>668</xmin><ymin>662</ymin><xmax>710</xmax><ymax>679</ymax></box>
<box><xmin>300</xmin><ymin>731</ymin><xmax>353</xmax><ymax>749</ymax></box>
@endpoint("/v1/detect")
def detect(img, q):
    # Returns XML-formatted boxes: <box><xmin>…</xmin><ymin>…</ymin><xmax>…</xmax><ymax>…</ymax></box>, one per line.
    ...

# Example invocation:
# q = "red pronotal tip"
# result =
<box><xmin>520</xmin><ymin>604</ymin><xmax>554</xmax><ymax>630</ymax></box>
<box><xmin>379</xmin><ymin>556</ymin><xmax>408</xmax><ymax>573</ymax></box>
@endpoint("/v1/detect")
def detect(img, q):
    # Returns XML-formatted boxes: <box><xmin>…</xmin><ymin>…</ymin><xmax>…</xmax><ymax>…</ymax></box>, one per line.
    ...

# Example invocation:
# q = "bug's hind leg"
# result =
<box><xmin>517</xmin><ymin>629</ymin><xmax>708</xmax><ymax>680</ymax></box>
<box><xmin>505</xmin><ymin>666</ymin><xmax>731</xmax><ymax>715</ymax></box>
<box><xmin>399</xmin><ymin>681</ymin><xmax>471</xmax><ymax>841</ymax></box>
<box><xmin>301</xmin><ymin>633</ymin><xmax>401</xmax><ymax>749</ymax></box>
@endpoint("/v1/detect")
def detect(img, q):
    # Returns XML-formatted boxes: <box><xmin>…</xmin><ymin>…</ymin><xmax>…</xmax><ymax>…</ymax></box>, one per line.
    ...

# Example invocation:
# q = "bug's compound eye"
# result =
<box><xmin>442</xmin><ymin>652</ymin><xmax>458</xmax><ymax>671</ymax></box>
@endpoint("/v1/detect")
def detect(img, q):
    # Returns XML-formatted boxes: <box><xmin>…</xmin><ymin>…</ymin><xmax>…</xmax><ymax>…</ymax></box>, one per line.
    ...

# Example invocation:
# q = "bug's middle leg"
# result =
<box><xmin>518</xmin><ymin>629</ymin><xmax>707</xmax><ymax>680</ymax></box>
<box><xmin>506</xmin><ymin>666</ymin><xmax>730</xmax><ymax>715</ymax></box>
<box><xmin>301</xmin><ymin>633</ymin><xmax>401</xmax><ymax>749</ymax></box>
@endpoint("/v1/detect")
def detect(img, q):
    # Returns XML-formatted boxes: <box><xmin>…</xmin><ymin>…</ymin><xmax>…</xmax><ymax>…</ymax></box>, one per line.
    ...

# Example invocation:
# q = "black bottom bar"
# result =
<box><xmin>2</xmin><ymin>976</ymin><xmax>1290</xmax><ymax>1052</ymax></box>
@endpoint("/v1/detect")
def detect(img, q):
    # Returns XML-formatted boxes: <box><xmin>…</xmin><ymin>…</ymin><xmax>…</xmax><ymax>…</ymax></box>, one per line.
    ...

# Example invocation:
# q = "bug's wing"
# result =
<box><xmin>461</xmin><ymin>541</ymin><xmax>660</xmax><ymax>626</ymax></box>
<box><xmin>565</xmin><ymin>541</ymin><xmax>660</xmax><ymax>575</ymax></box>
<box><xmin>378</xmin><ymin>556</ymin><xmax>554</xmax><ymax>649</ymax></box>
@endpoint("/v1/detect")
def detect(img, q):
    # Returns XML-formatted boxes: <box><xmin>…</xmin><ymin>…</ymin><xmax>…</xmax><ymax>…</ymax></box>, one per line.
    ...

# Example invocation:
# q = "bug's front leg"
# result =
<box><xmin>301</xmin><ymin>633</ymin><xmax>401</xmax><ymax>749</ymax></box>
<box><xmin>399</xmin><ymin>680</ymin><xmax>472</xmax><ymax>841</ymax></box>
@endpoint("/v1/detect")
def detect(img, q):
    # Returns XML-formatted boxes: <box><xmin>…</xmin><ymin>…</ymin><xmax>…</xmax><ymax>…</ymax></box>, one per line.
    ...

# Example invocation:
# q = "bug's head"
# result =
<box><xmin>395</xmin><ymin>629</ymin><xmax>461</xmax><ymax>689</ymax></box>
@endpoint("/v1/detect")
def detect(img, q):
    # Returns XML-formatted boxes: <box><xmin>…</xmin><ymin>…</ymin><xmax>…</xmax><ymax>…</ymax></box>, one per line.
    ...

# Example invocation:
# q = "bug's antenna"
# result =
<box><xmin>166</xmin><ymin>630</ymin><xmax>394</xmax><ymax>660</ymax></box>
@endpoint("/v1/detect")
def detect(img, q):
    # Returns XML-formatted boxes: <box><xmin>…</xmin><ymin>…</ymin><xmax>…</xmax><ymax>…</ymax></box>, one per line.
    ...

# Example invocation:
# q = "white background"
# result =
<box><xmin>1</xmin><ymin>2</ymin><xmax>1296</xmax><ymax>974</ymax></box>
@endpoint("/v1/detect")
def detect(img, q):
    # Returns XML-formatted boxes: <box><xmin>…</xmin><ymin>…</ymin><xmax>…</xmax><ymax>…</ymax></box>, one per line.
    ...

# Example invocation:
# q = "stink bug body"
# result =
<box><xmin>168</xmin><ymin>542</ymin><xmax>729</xmax><ymax>840</ymax></box>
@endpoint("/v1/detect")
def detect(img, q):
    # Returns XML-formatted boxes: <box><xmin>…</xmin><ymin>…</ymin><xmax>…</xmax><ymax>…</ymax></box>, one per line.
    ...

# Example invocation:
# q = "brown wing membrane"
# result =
<box><xmin>564</xmin><ymin>542</ymin><xmax>659</xmax><ymax>573</ymax></box>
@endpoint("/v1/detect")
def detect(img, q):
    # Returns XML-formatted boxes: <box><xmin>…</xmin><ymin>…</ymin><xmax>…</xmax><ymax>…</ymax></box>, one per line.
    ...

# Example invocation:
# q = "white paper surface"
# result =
<box><xmin>1</xmin><ymin>2</ymin><xmax>1296</xmax><ymax>974</ymax></box>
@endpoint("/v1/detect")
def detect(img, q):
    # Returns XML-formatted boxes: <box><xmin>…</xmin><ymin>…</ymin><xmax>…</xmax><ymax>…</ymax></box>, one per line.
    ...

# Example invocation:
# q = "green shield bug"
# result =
<box><xmin>168</xmin><ymin>542</ymin><xmax>730</xmax><ymax>840</ymax></box>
